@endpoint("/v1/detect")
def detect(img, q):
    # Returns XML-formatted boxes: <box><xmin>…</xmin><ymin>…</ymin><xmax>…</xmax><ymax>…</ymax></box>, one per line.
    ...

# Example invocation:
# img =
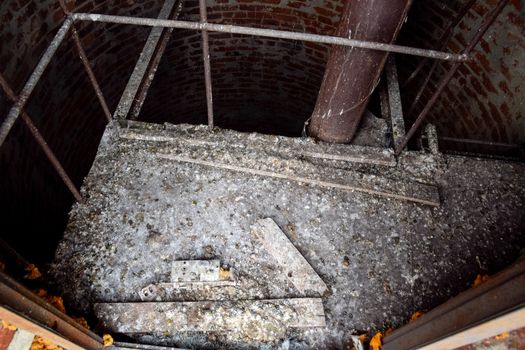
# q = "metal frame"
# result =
<box><xmin>395</xmin><ymin>0</ymin><xmax>510</xmax><ymax>155</ymax></box>
<box><xmin>0</xmin><ymin>0</ymin><xmax>504</xmax><ymax>202</ymax></box>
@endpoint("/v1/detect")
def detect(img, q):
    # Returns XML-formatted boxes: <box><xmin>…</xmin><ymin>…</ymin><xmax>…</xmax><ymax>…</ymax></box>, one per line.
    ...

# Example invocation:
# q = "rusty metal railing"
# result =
<box><xmin>0</xmin><ymin>0</ymin><xmax>508</xmax><ymax>202</ymax></box>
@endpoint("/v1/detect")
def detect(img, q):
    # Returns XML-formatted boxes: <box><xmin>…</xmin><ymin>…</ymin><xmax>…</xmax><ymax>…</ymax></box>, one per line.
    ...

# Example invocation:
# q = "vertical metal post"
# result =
<box><xmin>0</xmin><ymin>17</ymin><xmax>73</xmax><ymax>147</ymax></box>
<box><xmin>395</xmin><ymin>0</ymin><xmax>510</xmax><ymax>155</ymax></box>
<box><xmin>59</xmin><ymin>0</ymin><xmax>112</xmax><ymax>123</ymax></box>
<box><xmin>0</xmin><ymin>73</ymin><xmax>83</xmax><ymax>202</ymax></box>
<box><xmin>385</xmin><ymin>56</ymin><xmax>406</xmax><ymax>150</ymax></box>
<box><xmin>130</xmin><ymin>1</ymin><xmax>183</xmax><ymax>120</ymax></box>
<box><xmin>113</xmin><ymin>0</ymin><xmax>178</xmax><ymax>120</ymax></box>
<box><xmin>199</xmin><ymin>0</ymin><xmax>214</xmax><ymax>129</ymax></box>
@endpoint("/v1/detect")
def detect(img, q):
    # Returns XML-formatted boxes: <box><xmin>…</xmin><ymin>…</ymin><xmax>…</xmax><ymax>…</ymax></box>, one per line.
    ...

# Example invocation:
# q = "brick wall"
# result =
<box><xmin>139</xmin><ymin>0</ymin><xmax>343</xmax><ymax>136</ymax></box>
<box><xmin>397</xmin><ymin>0</ymin><xmax>525</xmax><ymax>150</ymax></box>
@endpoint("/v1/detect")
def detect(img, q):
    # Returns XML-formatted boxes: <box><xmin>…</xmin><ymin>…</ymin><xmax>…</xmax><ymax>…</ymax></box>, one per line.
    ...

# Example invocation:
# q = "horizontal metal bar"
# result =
<box><xmin>71</xmin><ymin>12</ymin><xmax>467</xmax><ymax>62</ymax></box>
<box><xmin>0</xmin><ymin>17</ymin><xmax>73</xmax><ymax>148</ymax></box>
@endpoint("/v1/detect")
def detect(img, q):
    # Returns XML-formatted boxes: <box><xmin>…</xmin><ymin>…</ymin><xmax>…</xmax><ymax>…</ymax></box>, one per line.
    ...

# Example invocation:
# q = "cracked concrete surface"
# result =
<box><xmin>49</xmin><ymin>121</ymin><xmax>525</xmax><ymax>349</ymax></box>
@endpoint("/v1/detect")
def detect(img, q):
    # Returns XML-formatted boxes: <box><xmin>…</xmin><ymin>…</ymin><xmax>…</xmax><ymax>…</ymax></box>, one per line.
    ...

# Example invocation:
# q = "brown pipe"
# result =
<box><xmin>309</xmin><ymin>0</ymin><xmax>413</xmax><ymax>143</ymax></box>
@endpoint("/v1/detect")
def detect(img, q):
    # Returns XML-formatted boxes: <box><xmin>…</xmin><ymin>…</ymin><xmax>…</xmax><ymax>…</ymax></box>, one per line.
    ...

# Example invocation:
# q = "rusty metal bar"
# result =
<box><xmin>114</xmin><ymin>0</ymin><xmax>178</xmax><ymax>120</ymax></box>
<box><xmin>405</xmin><ymin>58</ymin><xmax>440</xmax><ymax>118</ymax></box>
<box><xmin>0</xmin><ymin>73</ymin><xmax>83</xmax><ymax>202</ymax></box>
<box><xmin>199</xmin><ymin>0</ymin><xmax>214</xmax><ymax>129</ymax></box>
<box><xmin>58</xmin><ymin>1</ymin><xmax>111</xmax><ymax>122</ymax></box>
<box><xmin>0</xmin><ymin>272</ymin><xmax>103</xmax><ymax>350</ymax></box>
<box><xmin>403</xmin><ymin>0</ymin><xmax>477</xmax><ymax>87</ymax></box>
<box><xmin>394</xmin><ymin>0</ymin><xmax>510</xmax><ymax>156</ymax></box>
<box><xmin>129</xmin><ymin>2</ymin><xmax>183</xmax><ymax>120</ymax></box>
<box><xmin>71</xmin><ymin>13</ymin><xmax>467</xmax><ymax>62</ymax></box>
<box><xmin>385</xmin><ymin>56</ymin><xmax>406</xmax><ymax>150</ymax></box>
<box><xmin>70</xmin><ymin>29</ymin><xmax>112</xmax><ymax>123</ymax></box>
<box><xmin>0</xmin><ymin>17</ymin><xmax>73</xmax><ymax>148</ymax></box>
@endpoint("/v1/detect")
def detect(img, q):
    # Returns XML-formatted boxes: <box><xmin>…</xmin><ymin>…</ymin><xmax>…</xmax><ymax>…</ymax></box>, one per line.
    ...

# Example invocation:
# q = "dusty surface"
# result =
<box><xmin>49</xmin><ymin>121</ymin><xmax>525</xmax><ymax>349</ymax></box>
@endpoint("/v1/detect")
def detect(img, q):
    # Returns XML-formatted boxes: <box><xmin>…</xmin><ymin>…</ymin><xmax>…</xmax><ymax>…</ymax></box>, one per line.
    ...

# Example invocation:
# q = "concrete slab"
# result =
<box><xmin>48</xmin><ymin>121</ymin><xmax>525</xmax><ymax>349</ymax></box>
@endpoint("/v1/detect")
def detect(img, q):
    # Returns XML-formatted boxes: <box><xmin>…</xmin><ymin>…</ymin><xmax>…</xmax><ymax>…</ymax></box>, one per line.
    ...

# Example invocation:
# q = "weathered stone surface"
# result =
<box><xmin>49</xmin><ymin>121</ymin><xmax>525</xmax><ymax>349</ymax></box>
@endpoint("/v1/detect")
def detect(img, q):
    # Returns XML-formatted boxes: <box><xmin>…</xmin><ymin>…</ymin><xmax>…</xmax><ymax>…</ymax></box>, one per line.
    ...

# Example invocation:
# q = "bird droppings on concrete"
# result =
<box><xmin>48</xmin><ymin>121</ymin><xmax>525</xmax><ymax>349</ymax></box>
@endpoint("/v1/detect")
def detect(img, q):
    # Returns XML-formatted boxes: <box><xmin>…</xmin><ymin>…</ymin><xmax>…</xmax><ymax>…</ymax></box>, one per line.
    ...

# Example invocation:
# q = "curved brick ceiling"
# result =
<box><xmin>0</xmin><ymin>0</ymin><xmax>523</xmax><ymax>262</ymax></box>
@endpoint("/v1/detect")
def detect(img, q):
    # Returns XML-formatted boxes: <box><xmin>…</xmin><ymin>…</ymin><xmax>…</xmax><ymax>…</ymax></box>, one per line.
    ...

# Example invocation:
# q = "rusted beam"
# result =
<box><xmin>308</xmin><ymin>0</ymin><xmax>413</xmax><ymax>143</ymax></box>
<box><xmin>58</xmin><ymin>0</ymin><xmax>112</xmax><ymax>123</ymax></box>
<box><xmin>0</xmin><ymin>17</ymin><xmax>72</xmax><ymax>147</ymax></box>
<box><xmin>199</xmin><ymin>0</ymin><xmax>214</xmax><ymax>129</ymax></box>
<box><xmin>114</xmin><ymin>0</ymin><xmax>178</xmax><ymax>120</ymax></box>
<box><xmin>395</xmin><ymin>0</ymin><xmax>510</xmax><ymax>155</ymax></box>
<box><xmin>385</xmin><ymin>56</ymin><xmax>406</xmax><ymax>150</ymax></box>
<box><xmin>0</xmin><ymin>73</ymin><xmax>83</xmax><ymax>202</ymax></box>
<box><xmin>129</xmin><ymin>1</ymin><xmax>183</xmax><ymax>120</ymax></box>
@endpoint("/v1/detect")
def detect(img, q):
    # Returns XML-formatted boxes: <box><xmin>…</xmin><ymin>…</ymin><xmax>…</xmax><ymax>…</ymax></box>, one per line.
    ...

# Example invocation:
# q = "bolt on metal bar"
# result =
<box><xmin>199</xmin><ymin>0</ymin><xmax>214</xmax><ymax>129</ymax></box>
<box><xmin>114</xmin><ymin>0</ymin><xmax>178</xmax><ymax>120</ymax></box>
<box><xmin>0</xmin><ymin>73</ymin><xmax>83</xmax><ymax>202</ymax></box>
<box><xmin>395</xmin><ymin>0</ymin><xmax>510</xmax><ymax>156</ymax></box>
<box><xmin>130</xmin><ymin>1</ymin><xmax>183</xmax><ymax>120</ymax></box>
<box><xmin>58</xmin><ymin>0</ymin><xmax>112</xmax><ymax>123</ymax></box>
<box><xmin>403</xmin><ymin>0</ymin><xmax>477</xmax><ymax>87</ymax></box>
<box><xmin>71</xmin><ymin>13</ymin><xmax>468</xmax><ymax>62</ymax></box>
<box><xmin>0</xmin><ymin>17</ymin><xmax>73</xmax><ymax>148</ymax></box>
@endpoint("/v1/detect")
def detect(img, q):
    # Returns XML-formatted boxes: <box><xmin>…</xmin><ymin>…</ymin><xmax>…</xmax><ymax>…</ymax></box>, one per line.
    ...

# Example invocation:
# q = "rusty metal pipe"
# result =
<box><xmin>309</xmin><ymin>0</ymin><xmax>413</xmax><ymax>143</ymax></box>
<box><xmin>199</xmin><ymin>0</ymin><xmax>214</xmax><ymax>129</ymax></box>
<box><xmin>395</xmin><ymin>0</ymin><xmax>510</xmax><ymax>155</ymax></box>
<box><xmin>71</xmin><ymin>12</ymin><xmax>467</xmax><ymax>62</ymax></box>
<box><xmin>0</xmin><ymin>73</ymin><xmax>83</xmax><ymax>202</ymax></box>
